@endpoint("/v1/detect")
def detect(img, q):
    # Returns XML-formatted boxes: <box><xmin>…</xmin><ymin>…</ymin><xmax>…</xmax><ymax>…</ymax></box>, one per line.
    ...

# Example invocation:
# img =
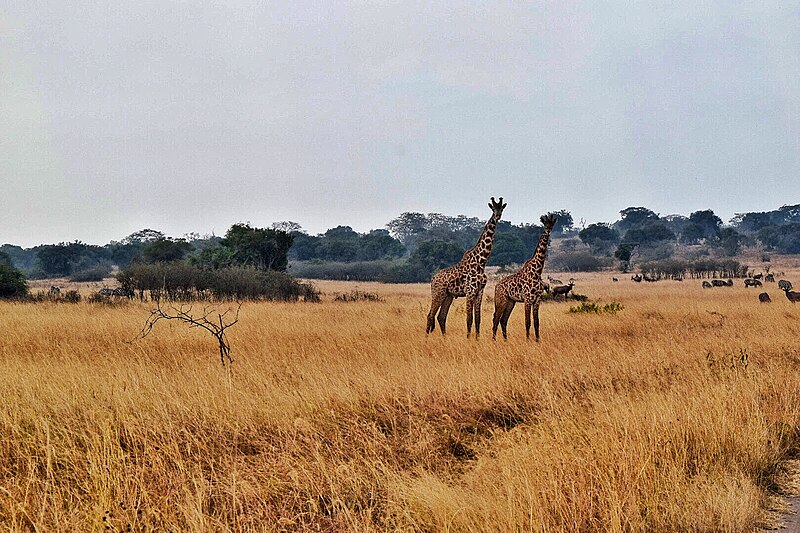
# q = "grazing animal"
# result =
<box><xmin>753</xmin><ymin>273</ymin><xmax>763</xmax><ymax>280</ymax></box>
<box><xmin>784</xmin><ymin>288</ymin><xmax>800</xmax><ymax>304</ymax></box>
<box><xmin>427</xmin><ymin>197</ymin><xmax>506</xmax><ymax>336</ymax></box>
<box><xmin>492</xmin><ymin>213</ymin><xmax>557</xmax><ymax>341</ymax></box>
<box><xmin>726</xmin><ymin>279</ymin><xmax>734</xmax><ymax>287</ymax></box>
<box><xmin>48</xmin><ymin>285</ymin><xmax>61</xmax><ymax>296</ymax></box>
<box><xmin>711</xmin><ymin>279</ymin><xmax>727</xmax><ymax>287</ymax></box>
<box><xmin>758</xmin><ymin>292</ymin><xmax>771</xmax><ymax>303</ymax></box>
<box><xmin>702</xmin><ymin>281</ymin><xmax>712</xmax><ymax>288</ymax></box>
<box><xmin>631</xmin><ymin>274</ymin><xmax>642</xmax><ymax>282</ymax></box>
<box><xmin>764</xmin><ymin>274</ymin><xmax>775</xmax><ymax>283</ymax></box>
<box><xmin>643</xmin><ymin>274</ymin><xmax>658</xmax><ymax>282</ymax></box>
<box><xmin>744</xmin><ymin>278</ymin><xmax>762</xmax><ymax>288</ymax></box>
<box><xmin>551</xmin><ymin>281</ymin><xmax>575</xmax><ymax>300</ymax></box>
<box><xmin>98</xmin><ymin>287</ymin><xmax>114</xmax><ymax>296</ymax></box>
<box><xmin>612</xmin><ymin>277</ymin><xmax>618</xmax><ymax>282</ymax></box>
<box><xmin>548</xmin><ymin>276</ymin><xmax>563</xmax><ymax>285</ymax></box>
<box><xmin>778</xmin><ymin>280</ymin><xmax>793</xmax><ymax>291</ymax></box>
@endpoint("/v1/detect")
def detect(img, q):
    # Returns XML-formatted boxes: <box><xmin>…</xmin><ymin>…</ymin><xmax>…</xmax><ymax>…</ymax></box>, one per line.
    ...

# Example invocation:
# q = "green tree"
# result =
<box><xmin>0</xmin><ymin>264</ymin><xmax>28</xmax><ymax>298</ymax></box>
<box><xmin>578</xmin><ymin>223</ymin><xmax>620</xmax><ymax>254</ymax></box>
<box><xmin>551</xmin><ymin>209</ymin><xmax>574</xmax><ymax>234</ymax></box>
<box><xmin>616</xmin><ymin>207</ymin><xmax>659</xmax><ymax>233</ymax></box>
<box><xmin>688</xmin><ymin>209</ymin><xmax>722</xmax><ymax>240</ymax></box>
<box><xmin>222</xmin><ymin>223</ymin><xmax>293</xmax><ymax>272</ymax></box>
<box><xmin>141</xmin><ymin>239</ymin><xmax>194</xmax><ymax>263</ymax></box>
<box><xmin>410</xmin><ymin>240</ymin><xmax>464</xmax><ymax>274</ymax></box>
<box><xmin>487</xmin><ymin>234</ymin><xmax>527</xmax><ymax>266</ymax></box>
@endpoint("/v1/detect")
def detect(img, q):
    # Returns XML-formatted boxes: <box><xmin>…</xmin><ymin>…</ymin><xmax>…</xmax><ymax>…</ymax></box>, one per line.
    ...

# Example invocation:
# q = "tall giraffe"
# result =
<box><xmin>426</xmin><ymin>197</ymin><xmax>506</xmax><ymax>337</ymax></box>
<box><xmin>492</xmin><ymin>213</ymin><xmax>557</xmax><ymax>341</ymax></box>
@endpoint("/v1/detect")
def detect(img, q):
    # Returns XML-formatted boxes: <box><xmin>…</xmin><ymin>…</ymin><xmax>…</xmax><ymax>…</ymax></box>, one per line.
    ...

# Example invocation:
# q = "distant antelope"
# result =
<box><xmin>551</xmin><ymin>281</ymin><xmax>575</xmax><ymax>300</ymax></box>
<box><xmin>778</xmin><ymin>280</ymin><xmax>793</xmax><ymax>291</ymax></box>
<box><xmin>631</xmin><ymin>274</ymin><xmax>642</xmax><ymax>282</ymax></box>
<box><xmin>759</xmin><ymin>292</ymin><xmax>771</xmax><ymax>303</ymax></box>
<box><xmin>753</xmin><ymin>273</ymin><xmax>763</xmax><ymax>280</ymax></box>
<box><xmin>711</xmin><ymin>279</ymin><xmax>727</xmax><ymax>287</ymax></box>
<box><xmin>702</xmin><ymin>281</ymin><xmax>712</xmax><ymax>288</ymax></box>
<box><xmin>764</xmin><ymin>273</ymin><xmax>775</xmax><ymax>283</ymax></box>
<box><xmin>643</xmin><ymin>274</ymin><xmax>658</xmax><ymax>282</ymax></box>
<box><xmin>744</xmin><ymin>279</ymin><xmax>762</xmax><ymax>288</ymax></box>
<box><xmin>612</xmin><ymin>277</ymin><xmax>618</xmax><ymax>282</ymax></box>
<box><xmin>548</xmin><ymin>276</ymin><xmax>563</xmax><ymax>285</ymax></box>
<box><xmin>784</xmin><ymin>288</ymin><xmax>800</xmax><ymax>304</ymax></box>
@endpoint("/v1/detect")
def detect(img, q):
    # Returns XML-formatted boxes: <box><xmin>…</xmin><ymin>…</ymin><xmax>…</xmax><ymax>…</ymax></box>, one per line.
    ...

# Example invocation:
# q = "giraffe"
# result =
<box><xmin>492</xmin><ymin>213</ymin><xmax>557</xmax><ymax>341</ymax></box>
<box><xmin>426</xmin><ymin>197</ymin><xmax>506</xmax><ymax>337</ymax></box>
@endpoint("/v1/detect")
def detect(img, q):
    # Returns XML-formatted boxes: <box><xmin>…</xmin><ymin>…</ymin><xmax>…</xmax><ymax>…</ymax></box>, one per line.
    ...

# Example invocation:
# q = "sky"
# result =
<box><xmin>1</xmin><ymin>1</ymin><xmax>799</xmax><ymax>247</ymax></box>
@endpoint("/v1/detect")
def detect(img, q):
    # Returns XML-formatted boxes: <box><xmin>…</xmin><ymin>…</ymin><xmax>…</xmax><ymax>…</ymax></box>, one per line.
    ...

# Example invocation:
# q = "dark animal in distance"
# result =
<box><xmin>784</xmin><ymin>288</ymin><xmax>800</xmax><ymax>304</ymax></box>
<box><xmin>612</xmin><ymin>277</ymin><xmax>618</xmax><ymax>282</ymax></box>
<box><xmin>551</xmin><ymin>281</ymin><xmax>575</xmax><ymax>300</ymax></box>
<box><xmin>759</xmin><ymin>292</ymin><xmax>771</xmax><ymax>303</ymax></box>
<box><xmin>753</xmin><ymin>273</ymin><xmax>763</xmax><ymax>280</ymax></box>
<box><xmin>643</xmin><ymin>274</ymin><xmax>658</xmax><ymax>282</ymax></box>
<box><xmin>744</xmin><ymin>279</ymin><xmax>762</xmax><ymax>288</ymax></box>
<box><xmin>631</xmin><ymin>274</ymin><xmax>642</xmax><ymax>282</ymax></box>
<box><xmin>48</xmin><ymin>286</ymin><xmax>61</xmax><ymax>296</ymax></box>
<box><xmin>547</xmin><ymin>276</ymin><xmax>563</xmax><ymax>285</ymax></box>
<box><xmin>711</xmin><ymin>279</ymin><xmax>730</xmax><ymax>287</ymax></box>
<box><xmin>779</xmin><ymin>280</ymin><xmax>793</xmax><ymax>291</ymax></box>
<box><xmin>702</xmin><ymin>281</ymin><xmax>712</xmax><ymax>288</ymax></box>
<box><xmin>764</xmin><ymin>273</ymin><xmax>775</xmax><ymax>283</ymax></box>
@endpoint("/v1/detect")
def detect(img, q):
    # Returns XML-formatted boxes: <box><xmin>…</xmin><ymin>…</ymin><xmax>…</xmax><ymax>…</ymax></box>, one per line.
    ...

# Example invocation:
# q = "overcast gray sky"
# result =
<box><xmin>2</xmin><ymin>1</ymin><xmax>798</xmax><ymax>247</ymax></box>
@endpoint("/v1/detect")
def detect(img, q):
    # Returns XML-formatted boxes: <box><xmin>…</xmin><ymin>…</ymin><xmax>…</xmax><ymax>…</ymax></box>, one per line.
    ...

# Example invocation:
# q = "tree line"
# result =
<box><xmin>1</xmin><ymin>204</ymin><xmax>799</xmax><ymax>295</ymax></box>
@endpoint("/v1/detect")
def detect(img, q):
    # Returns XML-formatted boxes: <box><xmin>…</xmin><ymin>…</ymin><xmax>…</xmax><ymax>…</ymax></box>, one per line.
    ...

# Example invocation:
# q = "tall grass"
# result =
<box><xmin>1</xmin><ymin>275</ymin><xmax>800</xmax><ymax>530</ymax></box>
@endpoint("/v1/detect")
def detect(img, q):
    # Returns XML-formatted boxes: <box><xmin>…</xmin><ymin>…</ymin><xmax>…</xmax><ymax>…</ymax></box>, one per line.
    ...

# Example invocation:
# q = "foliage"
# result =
<box><xmin>550</xmin><ymin>209</ymin><xmax>574</xmax><ymax>235</ymax></box>
<box><xmin>487</xmin><ymin>234</ymin><xmax>527</xmax><ymax>266</ymax></box>
<box><xmin>117</xmin><ymin>263</ymin><xmax>319</xmax><ymax>301</ymax></box>
<box><xmin>578</xmin><ymin>223</ymin><xmax>620</xmax><ymax>254</ymax></box>
<box><xmin>688</xmin><ymin>209</ymin><xmax>722</xmax><ymax>240</ymax></box>
<box><xmin>616</xmin><ymin>207</ymin><xmax>659</xmax><ymax>233</ymax></box>
<box><xmin>568</xmin><ymin>301</ymin><xmax>623</xmax><ymax>314</ymax></box>
<box><xmin>550</xmin><ymin>251</ymin><xmax>610</xmax><ymax>272</ymax></box>
<box><xmin>69</xmin><ymin>265</ymin><xmax>111</xmax><ymax>282</ymax></box>
<box><xmin>141</xmin><ymin>239</ymin><xmax>194</xmax><ymax>263</ymax></box>
<box><xmin>757</xmin><ymin>223</ymin><xmax>800</xmax><ymax>254</ymax></box>
<box><xmin>333</xmin><ymin>290</ymin><xmax>384</xmax><ymax>302</ymax></box>
<box><xmin>410</xmin><ymin>240</ymin><xmax>464</xmax><ymax>274</ymax></box>
<box><xmin>222</xmin><ymin>223</ymin><xmax>293</xmax><ymax>272</ymax></box>
<box><xmin>0</xmin><ymin>264</ymin><xmax>28</xmax><ymax>298</ymax></box>
<box><xmin>289</xmin><ymin>260</ymin><xmax>399</xmax><ymax>282</ymax></box>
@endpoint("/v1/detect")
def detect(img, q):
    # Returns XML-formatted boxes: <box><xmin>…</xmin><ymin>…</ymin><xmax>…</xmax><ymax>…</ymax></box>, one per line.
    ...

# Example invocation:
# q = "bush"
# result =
<box><xmin>117</xmin><ymin>263</ymin><xmax>319</xmax><ymax>302</ymax></box>
<box><xmin>289</xmin><ymin>260</ymin><xmax>399</xmax><ymax>281</ymax></box>
<box><xmin>569</xmin><ymin>301</ymin><xmax>623</xmax><ymax>314</ymax></box>
<box><xmin>69</xmin><ymin>265</ymin><xmax>111</xmax><ymax>282</ymax></box>
<box><xmin>0</xmin><ymin>264</ymin><xmax>28</xmax><ymax>299</ymax></box>
<box><xmin>333</xmin><ymin>291</ymin><xmax>384</xmax><ymax>302</ymax></box>
<box><xmin>550</xmin><ymin>251</ymin><xmax>610</xmax><ymax>272</ymax></box>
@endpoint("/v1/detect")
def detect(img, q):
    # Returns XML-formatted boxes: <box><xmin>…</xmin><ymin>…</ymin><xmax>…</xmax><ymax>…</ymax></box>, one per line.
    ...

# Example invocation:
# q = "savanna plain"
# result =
<box><xmin>3</xmin><ymin>270</ymin><xmax>800</xmax><ymax>532</ymax></box>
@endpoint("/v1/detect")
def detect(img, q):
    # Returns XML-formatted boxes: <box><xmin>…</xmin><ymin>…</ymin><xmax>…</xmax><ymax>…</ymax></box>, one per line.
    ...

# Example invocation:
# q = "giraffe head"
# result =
<box><xmin>540</xmin><ymin>212</ymin><xmax>557</xmax><ymax>230</ymax></box>
<box><xmin>489</xmin><ymin>197</ymin><xmax>507</xmax><ymax>221</ymax></box>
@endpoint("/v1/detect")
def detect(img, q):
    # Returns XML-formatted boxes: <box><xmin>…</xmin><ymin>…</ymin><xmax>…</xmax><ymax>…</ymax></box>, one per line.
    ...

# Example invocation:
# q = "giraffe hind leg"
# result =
<box><xmin>533</xmin><ymin>301</ymin><xmax>541</xmax><ymax>341</ymax></box>
<box><xmin>437</xmin><ymin>294</ymin><xmax>454</xmax><ymax>335</ymax></box>
<box><xmin>427</xmin><ymin>290</ymin><xmax>446</xmax><ymax>334</ymax></box>
<box><xmin>492</xmin><ymin>288</ymin><xmax>507</xmax><ymax>340</ymax></box>
<box><xmin>500</xmin><ymin>301</ymin><xmax>516</xmax><ymax>340</ymax></box>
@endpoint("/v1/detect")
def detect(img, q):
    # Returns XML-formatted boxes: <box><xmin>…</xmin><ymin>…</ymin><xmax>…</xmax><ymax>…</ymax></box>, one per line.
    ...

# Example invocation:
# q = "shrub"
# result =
<box><xmin>69</xmin><ymin>265</ymin><xmax>111</xmax><ymax>282</ymax></box>
<box><xmin>333</xmin><ymin>291</ymin><xmax>384</xmax><ymax>302</ymax></box>
<box><xmin>0</xmin><ymin>264</ymin><xmax>28</xmax><ymax>299</ymax></box>
<box><xmin>117</xmin><ymin>263</ymin><xmax>319</xmax><ymax>302</ymax></box>
<box><xmin>569</xmin><ymin>301</ymin><xmax>623</xmax><ymax>314</ymax></box>
<box><xmin>289</xmin><ymin>260</ymin><xmax>398</xmax><ymax>281</ymax></box>
<box><xmin>550</xmin><ymin>251</ymin><xmax>610</xmax><ymax>272</ymax></box>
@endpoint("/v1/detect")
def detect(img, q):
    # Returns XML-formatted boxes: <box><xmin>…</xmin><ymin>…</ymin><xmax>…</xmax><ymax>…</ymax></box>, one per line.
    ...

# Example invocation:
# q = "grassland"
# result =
<box><xmin>3</xmin><ymin>272</ymin><xmax>800</xmax><ymax>531</ymax></box>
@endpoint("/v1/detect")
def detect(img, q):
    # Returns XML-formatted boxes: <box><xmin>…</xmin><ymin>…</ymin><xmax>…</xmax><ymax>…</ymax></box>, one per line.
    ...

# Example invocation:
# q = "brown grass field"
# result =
<box><xmin>3</xmin><ymin>270</ymin><xmax>800</xmax><ymax>531</ymax></box>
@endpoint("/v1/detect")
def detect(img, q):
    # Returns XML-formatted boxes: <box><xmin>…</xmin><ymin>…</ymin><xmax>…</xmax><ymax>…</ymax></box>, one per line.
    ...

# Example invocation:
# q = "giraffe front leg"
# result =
<box><xmin>533</xmin><ymin>300</ymin><xmax>541</xmax><ymax>342</ymax></box>
<box><xmin>465</xmin><ymin>296</ymin><xmax>474</xmax><ymax>337</ymax></box>
<box><xmin>524</xmin><ymin>302</ymin><xmax>532</xmax><ymax>340</ymax></box>
<box><xmin>437</xmin><ymin>294</ymin><xmax>454</xmax><ymax>335</ymax></box>
<box><xmin>500</xmin><ymin>301</ymin><xmax>515</xmax><ymax>340</ymax></box>
<box><xmin>474</xmin><ymin>287</ymin><xmax>485</xmax><ymax>339</ymax></box>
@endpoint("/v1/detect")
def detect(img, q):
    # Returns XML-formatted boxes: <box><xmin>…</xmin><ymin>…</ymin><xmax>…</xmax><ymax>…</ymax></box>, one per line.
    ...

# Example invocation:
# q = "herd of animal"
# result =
<box><xmin>701</xmin><ymin>274</ymin><xmax>799</xmax><ymax>303</ymax></box>
<box><xmin>425</xmin><ymin>197</ymin><xmax>800</xmax><ymax>342</ymax></box>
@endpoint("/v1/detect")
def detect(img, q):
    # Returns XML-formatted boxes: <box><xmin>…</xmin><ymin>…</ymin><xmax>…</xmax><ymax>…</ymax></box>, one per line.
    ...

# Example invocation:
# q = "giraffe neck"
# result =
<box><xmin>522</xmin><ymin>225</ymin><xmax>554</xmax><ymax>277</ymax></box>
<box><xmin>464</xmin><ymin>214</ymin><xmax>499</xmax><ymax>268</ymax></box>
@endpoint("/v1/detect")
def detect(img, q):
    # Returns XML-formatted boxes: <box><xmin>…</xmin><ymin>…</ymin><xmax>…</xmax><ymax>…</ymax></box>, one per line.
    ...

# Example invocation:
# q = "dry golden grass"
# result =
<box><xmin>2</xmin><ymin>272</ymin><xmax>800</xmax><ymax>531</ymax></box>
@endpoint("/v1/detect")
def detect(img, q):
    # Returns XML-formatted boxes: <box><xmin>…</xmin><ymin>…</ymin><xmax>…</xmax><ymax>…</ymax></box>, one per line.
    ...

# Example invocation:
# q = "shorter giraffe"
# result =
<box><xmin>426</xmin><ymin>197</ymin><xmax>506</xmax><ymax>337</ymax></box>
<box><xmin>492</xmin><ymin>213</ymin><xmax>557</xmax><ymax>341</ymax></box>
